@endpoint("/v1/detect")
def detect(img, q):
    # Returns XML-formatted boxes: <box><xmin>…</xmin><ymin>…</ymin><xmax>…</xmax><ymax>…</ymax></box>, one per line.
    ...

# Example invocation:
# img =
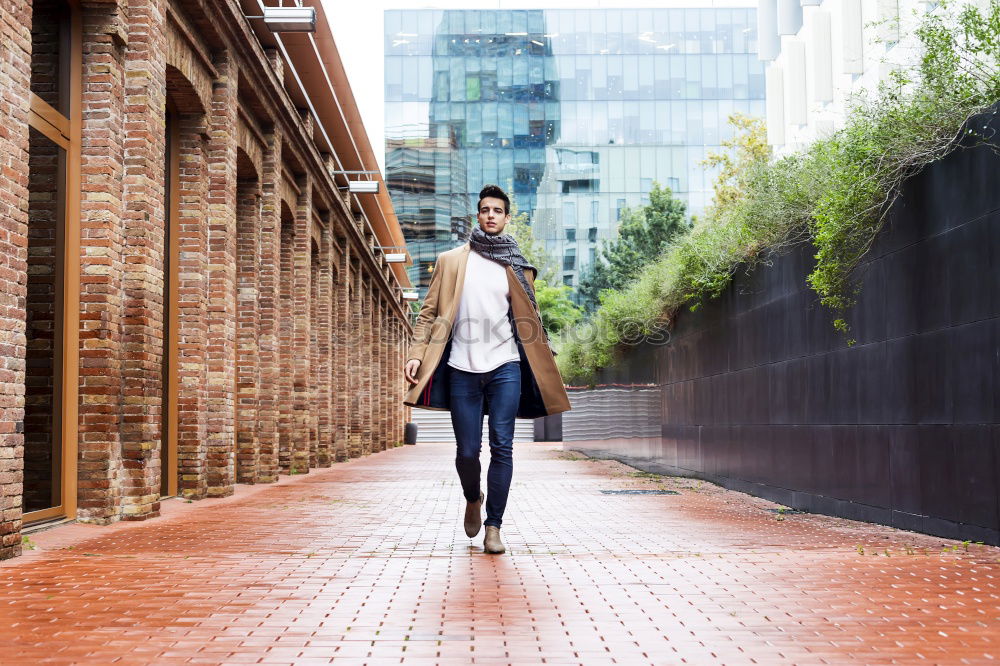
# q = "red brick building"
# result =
<box><xmin>0</xmin><ymin>0</ymin><xmax>413</xmax><ymax>559</ymax></box>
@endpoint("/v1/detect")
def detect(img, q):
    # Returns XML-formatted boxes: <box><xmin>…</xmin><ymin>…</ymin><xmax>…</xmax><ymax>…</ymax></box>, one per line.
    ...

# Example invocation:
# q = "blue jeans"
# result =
<box><xmin>449</xmin><ymin>361</ymin><xmax>521</xmax><ymax>529</ymax></box>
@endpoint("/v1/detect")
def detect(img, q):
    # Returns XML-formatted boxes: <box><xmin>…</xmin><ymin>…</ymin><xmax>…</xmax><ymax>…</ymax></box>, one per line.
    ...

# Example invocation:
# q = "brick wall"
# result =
<box><xmin>120</xmin><ymin>0</ymin><xmax>167</xmax><ymax>519</ymax></box>
<box><xmin>235</xmin><ymin>173</ymin><xmax>261</xmax><ymax>483</ymax></box>
<box><xmin>256</xmin><ymin>129</ymin><xmax>282</xmax><ymax>483</ymax></box>
<box><xmin>1</xmin><ymin>0</ymin><xmax>412</xmax><ymax>560</ymax></box>
<box><xmin>0</xmin><ymin>0</ymin><xmax>31</xmax><ymax>560</ymax></box>
<box><xmin>78</xmin><ymin>1</ymin><xmax>127</xmax><ymax>523</ymax></box>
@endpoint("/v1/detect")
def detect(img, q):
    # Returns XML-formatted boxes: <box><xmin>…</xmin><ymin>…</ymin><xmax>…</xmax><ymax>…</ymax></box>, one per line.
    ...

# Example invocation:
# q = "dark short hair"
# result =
<box><xmin>478</xmin><ymin>184</ymin><xmax>510</xmax><ymax>215</ymax></box>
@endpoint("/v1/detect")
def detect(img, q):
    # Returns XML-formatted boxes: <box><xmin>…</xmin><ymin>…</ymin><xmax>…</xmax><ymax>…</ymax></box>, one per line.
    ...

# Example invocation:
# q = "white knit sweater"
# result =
<box><xmin>447</xmin><ymin>251</ymin><xmax>520</xmax><ymax>373</ymax></box>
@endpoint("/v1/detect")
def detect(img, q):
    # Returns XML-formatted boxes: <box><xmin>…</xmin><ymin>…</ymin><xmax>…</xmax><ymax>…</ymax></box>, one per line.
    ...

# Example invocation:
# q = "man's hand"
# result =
<box><xmin>404</xmin><ymin>359</ymin><xmax>421</xmax><ymax>385</ymax></box>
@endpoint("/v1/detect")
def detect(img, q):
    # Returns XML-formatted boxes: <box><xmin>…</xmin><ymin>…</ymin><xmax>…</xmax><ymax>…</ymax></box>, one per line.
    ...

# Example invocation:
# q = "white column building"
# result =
<box><xmin>757</xmin><ymin>0</ymin><xmax>987</xmax><ymax>153</ymax></box>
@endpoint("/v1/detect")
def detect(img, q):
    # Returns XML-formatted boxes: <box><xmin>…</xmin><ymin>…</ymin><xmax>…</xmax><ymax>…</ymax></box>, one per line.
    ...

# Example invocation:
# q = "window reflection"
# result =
<box><xmin>385</xmin><ymin>8</ymin><xmax>763</xmax><ymax>293</ymax></box>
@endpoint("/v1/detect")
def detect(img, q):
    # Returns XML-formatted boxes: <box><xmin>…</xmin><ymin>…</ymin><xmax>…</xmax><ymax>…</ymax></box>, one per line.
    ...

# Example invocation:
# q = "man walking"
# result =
<box><xmin>403</xmin><ymin>185</ymin><xmax>570</xmax><ymax>554</ymax></box>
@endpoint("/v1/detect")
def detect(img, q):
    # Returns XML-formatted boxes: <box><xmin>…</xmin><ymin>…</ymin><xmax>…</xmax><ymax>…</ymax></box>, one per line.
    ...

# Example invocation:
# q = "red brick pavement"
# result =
<box><xmin>1</xmin><ymin>442</ymin><xmax>999</xmax><ymax>665</ymax></box>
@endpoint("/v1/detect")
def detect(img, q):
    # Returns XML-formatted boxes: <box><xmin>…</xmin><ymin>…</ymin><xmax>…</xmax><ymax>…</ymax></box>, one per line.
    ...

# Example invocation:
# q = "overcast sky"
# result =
<box><xmin>323</xmin><ymin>0</ymin><xmax>758</xmax><ymax>172</ymax></box>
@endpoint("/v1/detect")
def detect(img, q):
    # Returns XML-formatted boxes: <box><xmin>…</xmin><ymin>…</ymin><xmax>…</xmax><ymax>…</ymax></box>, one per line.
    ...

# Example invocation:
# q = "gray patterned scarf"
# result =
<box><xmin>468</xmin><ymin>225</ymin><xmax>539</xmax><ymax>314</ymax></box>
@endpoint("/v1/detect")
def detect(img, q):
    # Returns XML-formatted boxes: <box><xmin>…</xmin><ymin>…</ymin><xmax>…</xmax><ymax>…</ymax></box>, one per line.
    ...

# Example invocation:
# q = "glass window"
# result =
<box><xmin>386</xmin><ymin>11</ymin><xmax>402</xmax><ymax>39</ymax></box>
<box><xmin>449</xmin><ymin>57</ymin><xmax>465</xmax><ymax>101</ymax></box>
<box><xmin>482</xmin><ymin>102</ymin><xmax>498</xmax><ymax>132</ymax></box>
<box><xmin>607</xmin><ymin>55</ymin><xmax>623</xmax><ymax>101</ymax></box>
<box><xmin>562</xmin><ymin>200</ymin><xmax>575</xmax><ymax>225</ymax></box>
<box><xmin>466</xmin><ymin>105</ymin><xmax>481</xmax><ymax>145</ymax></box>
<box><xmin>24</xmin><ymin>124</ymin><xmax>67</xmax><ymax>514</ymax></box>
<box><xmin>384</xmin><ymin>104</ymin><xmax>404</xmax><ymax>138</ymax></box>
<box><xmin>639</xmin><ymin>101</ymin><xmax>655</xmax><ymax>143</ymax></box>
<box><xmin>653</xmin><ymin>55</ymin><xmax>670</xmax><ymax>98</ymax></box>
<box><xmin>419</xmin><ymin>11</ymin><xmax>435</xmax><ymax>46</ymax></box>
<box><xmin>670</xmin><ymin>57</ymin><xmax>685</xmax><ymax>98</ymax></box>
<box><xmin>432</xmin><ymin>71</ymin><xmax>448</xmax><ymax>101</ymax></box>
<box><xmin>498</xmin><ymin>150</ymin><xmax>513</xmax><ymax>178</ymax></box>
<box><xmin>684</xmin><ymin>10</ymin><xmax>700</xmax><ymax>35</ymax></box>
<box><xmin>496</xmin><ymin>9</ymin><xmax>511</xmax><ymax>34</ymax></box>
<box><xmin>385</xmin><ymin>57</ymin><xmax>402</xmax><ymax>100</ymax></box>
<box><xmin>565</xmin><ymin>227</ymin><xmax>576</xmax><ymax>242</ymax></box>
<box><xmin>623</xmin><ymin>101</ymin><xmax>639</xmax><ymax>144</ymax></box>
<box><xmin>748</xmin><ymin>56</ymin><xmax>765</xmax><ymax>98</ymax></box>
<box><xmin>512</xmin><ymin>9</ymin><xmax>528</xmax><ymax>35</ymax></box>
<box><xmin>513</xmin><ymin>54</ymin><xmax>528</xmax><ymax>85</ymax></box>
<box><xmin>588</xmin><ymin>226</ymin><xmax>597</xmax><ymax>242</ymax></box>
<box><xmin>403</xmin><ymin>102</ymin><xmax>429</xmax><ymax>130</ymax></box>
<box><xmin>466</xmin><ymin>76</ymin><xmax>481</xmax><ymax>101</ymax></box>
<box><xmin>546</xmin><ymin>10</ymin><xmax>569</xmax><ymax>53</ymax></box>
<box><xmin>718</xmin><ymin>54</ymin><xmax>733</xmax><ymax>94</ymax></box>
<box><xmin>652</xmin><ymin>9</ymin><xmax>669</xmax><ymax>45</ymax></box>
<box><xmin>556</xmin><ymin>55</ymin><xmax>575</xmax><ymax>100</ymax></box>
<box><xmin>605</xmin><ymin>10</ymin><xmax>621</xmax><ymax>54</ymax></box>
<box><xmin>402</xmin><ymin>57</ymin><xmax>420</xmax><ymax>101</ymax></box>
<box><xmin>685</xmin><ymin>100</ymin><xmax>703</xmax><ymax>144</ymax></box>
<box><xmin>446</xmin><ymin>11</ymin><xmax>463</xmax><ymax>35</ymax></box>
<box><xmin>526</xmin><ymin>9</ymin><xmax>543</xmax><ymax>35</ymax></box>
<box><xmin>715</xmin><ymin>9</ymin><xmax>732</xmax><ymax>53</ymax></box>
<box><xmin>687</xmin><ymin>55</ymin><xmax>703</xmax><ymax>98</ymax></box>
<box><xmin>621</xmin><ymin>9</ymin><xmax>637</xmax><ymax>43</ymax></box>
<box><xmin>654</xmin><ymin>101</ymin><xmax>669</xmax><ymax>143</ymax></box>
<box><xmin>702</xmin><ymin>54</ymin><xmax>717</xmax><ymax>99</ymax></box>
<box><xmin>528</xmin><ymin>54</ymin><xmax>543</xmax><ymax>85</ymax></box>
<box><xmin>591</xmin><ymin>55</ymin><xmax>607</xmax><ymax>101</ymax></box>
<box><xmin>481</xmin><ymin>10</ymin><xmax>496</xmax><ymax>35</ymax></box>
<box><xmin>703</xmin><ymin>100</ymin><xmax>719</xmax><ymax>144</ymax></box>
<box><xmin>417</xmin><ymin>57</ymin><xmax>433</xmax><ymax>100</ymax></box>
<box><xmin>733</xmin><ymin>12</ymin><xmax>748</xmax><ymax>52</ymax></box>
<box><xmin>608</xmin><ymin>100</ymin><xmax>624</xmax><ymax>144</ymax></box>
<box><xmin>514</xmin><ymin>104</ymin><xmax>528</xmax><ymax>137</ymax></box>
<box><xmin>638</xmin><ymin>55</ymin><xmax>654</xmax><ymax>100</ymax></box>
<box><xmin>498</xmin><ymin>56</ymin><xmax>513</xmax><ymax>90</ymax></box>
<box><xmin>590</xmin><ymin>101</ymin><xmax>608</xmax><ymax>144</ymax></box>
<box><xmin>636</xmin><ymin>10</ymin><xmax>655</xmax><ymax>51</ymax></box>
<box><xmin>623</xmin><ymin>55</ymin><xmax>639</xmax><ymax>99</ymax></box>
<box><xmin>588</xmin><ymin>10</ymin><xmax>606</xmax><ymax>54</ymax></box>
<box><xmin>563</xmin><ymin>248</ymin><xmax>576</xmax><ymax>270</ymax></box>
<box><xmin>575</xmin><ymin>55</ymin><xmax>592</xmax><ymax>102</ymax></box>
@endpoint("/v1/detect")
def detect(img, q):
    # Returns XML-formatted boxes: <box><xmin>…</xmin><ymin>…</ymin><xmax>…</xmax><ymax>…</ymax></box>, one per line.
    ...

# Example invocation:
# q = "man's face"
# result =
<box><xmin>477</xmin><ymin>196</ymin><xmax>510</xmax><ymax>235</ymax></box>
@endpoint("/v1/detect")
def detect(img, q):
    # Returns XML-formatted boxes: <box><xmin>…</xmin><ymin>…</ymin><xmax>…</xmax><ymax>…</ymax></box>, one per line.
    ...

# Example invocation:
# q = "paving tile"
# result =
<box><xmin>1</xmin><ymin>442</ymin><xmax>998</xmax><ymax>664</ymax></box>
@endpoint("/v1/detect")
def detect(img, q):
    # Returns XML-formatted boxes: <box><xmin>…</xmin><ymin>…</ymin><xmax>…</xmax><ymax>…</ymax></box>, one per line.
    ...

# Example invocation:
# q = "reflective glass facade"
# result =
<box><xmin>386</xmin><ymin>8</ymin><xmax>763</xmax><ymax>292</ymax></box>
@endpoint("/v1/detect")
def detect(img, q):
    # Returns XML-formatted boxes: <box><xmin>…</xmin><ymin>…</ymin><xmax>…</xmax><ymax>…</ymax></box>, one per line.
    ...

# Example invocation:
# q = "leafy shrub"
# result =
<box><xmin>558</xmin><ymin>0</ymin><xmax>1000</xmax><ymax>383</ymax></box>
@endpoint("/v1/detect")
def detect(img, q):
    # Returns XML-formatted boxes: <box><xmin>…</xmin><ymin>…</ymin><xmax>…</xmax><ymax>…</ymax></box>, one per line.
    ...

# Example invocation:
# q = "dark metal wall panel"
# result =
<box><xmin>564</xmin><ymin>110</ymin><xmax>1000</xmax><ymax>545</ymax></box>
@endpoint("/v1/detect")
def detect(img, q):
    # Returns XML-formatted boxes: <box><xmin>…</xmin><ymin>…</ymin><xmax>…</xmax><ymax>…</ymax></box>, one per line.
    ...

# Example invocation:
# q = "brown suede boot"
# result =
<box><xmin>464</xmin><ymin>491</ymin><xmax>484</xmax><ymax>537</ymax></box>
<box><xmin>483</xmin><ymin>525</ymin><xmax>505</xmax><ymax>554</ymax></box>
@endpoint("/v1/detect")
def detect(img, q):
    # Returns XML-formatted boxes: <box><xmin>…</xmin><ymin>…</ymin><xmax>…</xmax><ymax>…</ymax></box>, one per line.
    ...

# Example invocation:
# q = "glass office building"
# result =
<box><xmin>385</xmin><ymin>8</ymin><xmax>764</xmax><ymax>293</ymax></box>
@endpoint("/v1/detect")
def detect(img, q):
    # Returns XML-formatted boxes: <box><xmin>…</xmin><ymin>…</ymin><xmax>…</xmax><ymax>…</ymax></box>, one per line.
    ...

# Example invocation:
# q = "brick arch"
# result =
<box><xmin>236</xmin><ymin>146</ymin><xmax>258</xmax><ymax>182</ymax></box>
<box><xmin>280</xmin><ymin>199</ymin><xmax>294</xmax><ymax>226</ymax></box>
<box><xmin>276</xmin><ymin>200</ymin><xmax>296</xmax><ymax>470</ymax></box>
<box><xmin>330</xmin><ymin>247</ymin><xmax>342</xmax><ymax>281</ymax></box>
<box><xmin>165</xmin><ymin>15</ymin><xmax>212</xmax><ymax>115</ymax></box>
<box><xmin>279</xmin><ymin>174</ymin><xmax>299</xmax><ymax>219</ymax></box>
<box><xmin>165</xmin><ymin>64</ymin><xmax>207</xmax><ymax>115</ymax></box>
<box><xmin>236</xmin><ymin>116</ymin><xmax>264</xmax><ymax>178</ymax></box>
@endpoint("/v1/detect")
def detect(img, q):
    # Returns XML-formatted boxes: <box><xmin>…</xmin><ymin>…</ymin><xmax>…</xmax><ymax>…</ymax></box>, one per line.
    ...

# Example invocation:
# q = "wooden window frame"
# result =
<box><xmin>161</xmin><ymin>111</ymin><xmax>179</xmax><ymax>499</ymax></box>
<box><xmin>24</xmin><ymin>1</ymin><xmax>81</xmax><ymax>525</ymax></box>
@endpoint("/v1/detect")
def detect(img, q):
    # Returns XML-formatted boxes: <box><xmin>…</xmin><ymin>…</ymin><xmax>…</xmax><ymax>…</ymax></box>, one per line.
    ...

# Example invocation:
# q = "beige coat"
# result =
<box><xmin>403</xmin><ymin>243</ymin><xmax>571</xmax><ymax>417</ymax></box>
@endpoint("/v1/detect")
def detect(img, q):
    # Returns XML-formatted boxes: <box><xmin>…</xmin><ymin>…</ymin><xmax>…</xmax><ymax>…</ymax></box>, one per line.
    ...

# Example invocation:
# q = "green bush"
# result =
<box><xmin>558</xmin><ymin>0</ymin><xmax>1000</xmax><ymax>383</ymax></box>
